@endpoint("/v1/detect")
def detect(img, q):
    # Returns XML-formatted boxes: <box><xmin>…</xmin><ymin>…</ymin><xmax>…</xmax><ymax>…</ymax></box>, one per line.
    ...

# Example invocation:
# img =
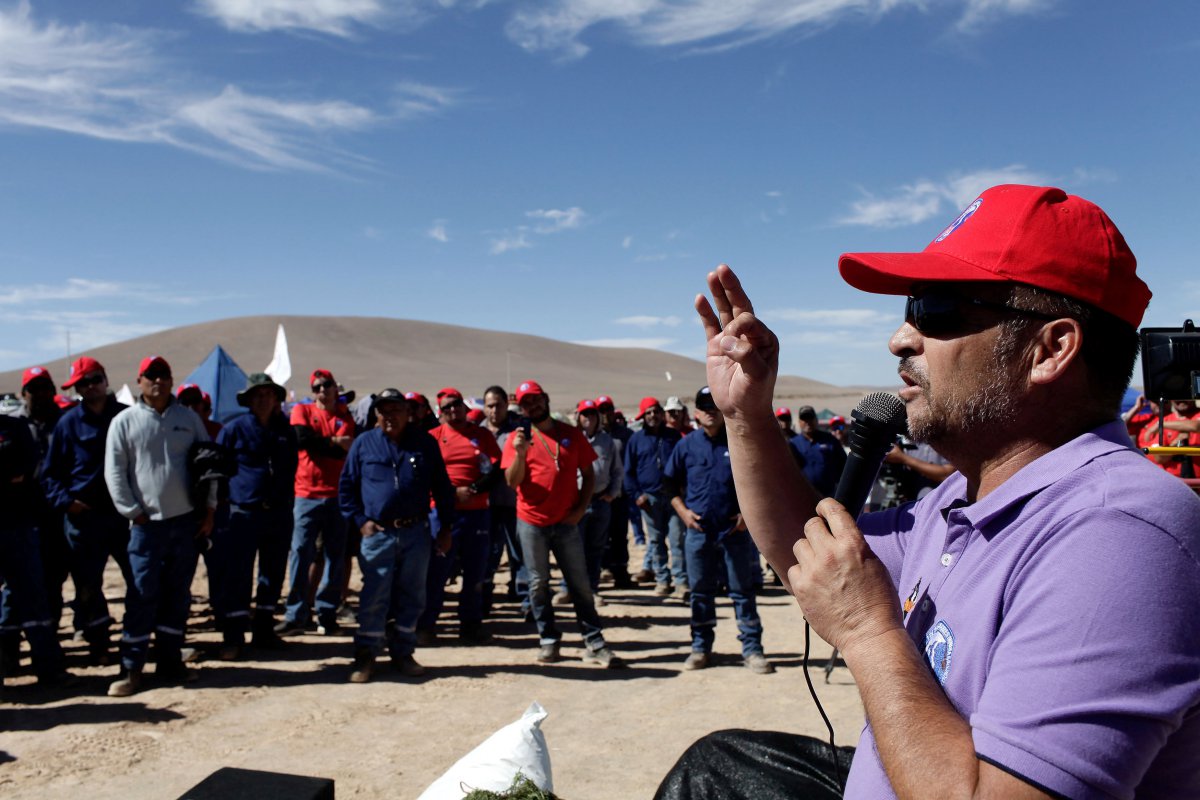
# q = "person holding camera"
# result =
<box><xmin>502</xmin><ymin>380</ymin><xmax>622</xmax><ymax>668</ymax></box>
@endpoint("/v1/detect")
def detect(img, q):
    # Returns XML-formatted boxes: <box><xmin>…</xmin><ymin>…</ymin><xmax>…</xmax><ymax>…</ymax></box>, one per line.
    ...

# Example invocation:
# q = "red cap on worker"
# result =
<box><xmin>838</xmin><ymin>184</ymin><xmax>1152</xmax><ymax>328</ymax></box>
<box><xmin>436</xmin><ymin>387</ymin><xmax>463</xmax><ymax>404</ymax></box>
<box><xmin>62</xmin><ymin>356</ymin><xmax>106</xmax><ymax>388</ymax></box>
<box><xmin>576</xmin><ymin>398</ymin><xmax>600</xmax><ymax>414</ymax></box>
<box><xmin>138</xmin><ymin>356</ymin><xmax>170</xmax><ymax>377</ymax></box>
<box><xmin>310</xmin><ymin>369</ymin><xmax>335</xmax><ymax>387</ymax></box>
<box><xmin>774</xmin><ymin>406</ymin><xmax>791</xmax><ymax>419</ymax></box>
<box><xmin>21</xmin><ymin>366</ymin><xmax>53</xmax><ymax>389</ymax></box>
<box><xmin>516</xmin><ymin>380</ymin><xmax>546</xmax><ymax>404</ymax></box>
<box><xmin>635</xmin><ymin>397</ymin><xmax>661</xmax><ymax>420</ymax></box>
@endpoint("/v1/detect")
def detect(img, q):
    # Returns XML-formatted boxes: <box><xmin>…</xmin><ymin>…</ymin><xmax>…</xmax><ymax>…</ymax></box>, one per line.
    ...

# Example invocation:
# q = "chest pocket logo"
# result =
<box><xmin>924</xmin><ymin>619</ymin><xmax>954</xmax><ymax>685</ymax></box>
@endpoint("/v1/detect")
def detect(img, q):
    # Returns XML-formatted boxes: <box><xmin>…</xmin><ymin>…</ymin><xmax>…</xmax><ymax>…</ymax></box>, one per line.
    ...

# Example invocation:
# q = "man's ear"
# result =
<box><xmin>1028</xmin><ymin>318</ymin><xmax>1083</xmax><ymax>386</ymax></box>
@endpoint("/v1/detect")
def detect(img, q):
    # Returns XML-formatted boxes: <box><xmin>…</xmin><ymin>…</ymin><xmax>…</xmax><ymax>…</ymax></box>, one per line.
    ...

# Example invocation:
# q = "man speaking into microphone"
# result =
<box><xmin>669</xmin><ymin>185</ymin><xmax>1200</xmax><ymax>799</ymax></box>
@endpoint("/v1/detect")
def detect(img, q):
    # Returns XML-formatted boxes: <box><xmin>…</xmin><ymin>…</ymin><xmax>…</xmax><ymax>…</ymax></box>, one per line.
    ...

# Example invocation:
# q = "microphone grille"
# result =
<box><xmin>855</xmin><ymin>391</ymin><xmax>906</xmax><ymax>429</ymax></box>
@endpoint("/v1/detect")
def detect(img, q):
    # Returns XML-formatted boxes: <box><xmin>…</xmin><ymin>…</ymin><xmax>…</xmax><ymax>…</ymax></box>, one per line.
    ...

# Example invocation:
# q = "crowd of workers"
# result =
<box><xmin>3</xmin><ymin>344</ymin><xmax>1195</xmax><ymax>697</ymax></box>
<box><xmin>0</xmin><ymin>356</ymin><xmax>883</xmax><ymax>695</ymax></box>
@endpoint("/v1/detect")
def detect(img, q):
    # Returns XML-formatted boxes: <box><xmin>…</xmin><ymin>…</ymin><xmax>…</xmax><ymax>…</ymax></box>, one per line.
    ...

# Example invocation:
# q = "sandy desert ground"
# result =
<box><xmin>1</xmin><ymin>544</ymin><xmax>866</xmax><ymax>799</ymax></box>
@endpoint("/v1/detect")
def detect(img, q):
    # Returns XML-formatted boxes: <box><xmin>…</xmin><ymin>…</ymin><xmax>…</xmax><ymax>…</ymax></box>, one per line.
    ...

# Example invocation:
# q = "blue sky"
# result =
<box><xmin>0</xmin><ymin>0</ymin><xmax>1197</xmax><ymax>387</ymax></box>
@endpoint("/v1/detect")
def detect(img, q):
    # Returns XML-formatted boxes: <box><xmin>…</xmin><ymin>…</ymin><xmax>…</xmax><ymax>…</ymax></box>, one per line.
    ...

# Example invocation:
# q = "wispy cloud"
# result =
<box><xmin>489</xmin><ymin>206</ymin><xmax>588</xmax><ymax>255</ymax></box>
<box><xmin>504</xmin><ymin>0</ymin><xmax>1059</xmax><ymax>58</ymax></box>
<box><xmin>428</xmin><ymin>220</ymin><xmax>450</xmax><ymax>243</ymax></box>
<box><xmin>527</xmin><ymin>206</ymin><xmax>587</xmax><ymax>233</ymax></box>
<box><xmin>0</xmin><ymin>278</ymin><xmax>231</xmax><ymax>368</ymax></box>
<box><xmin>193</xmin><ymin>0</ymin><xmax>390</xmax><ymax>37</ymax></box>
<box><xmin>616</xmin><ymin>314</ymin><xmax>683</xmax><ymax>328</ymax></box>
<box><xmin>836</xmin><ymin>165</ymin><xmax>1047</xmax><ymax>228</ymax></box>
<box><xmin>0</xmin><ymin>277</ymin><xmax>214</xmax><ymax>306</ymax></box>
<box><xmin>622</xmin><ymin>236</ymin><xmax>633</xmax><ymax>249</ymax></box>
<box><xmin>0</xmin><ymin>3</ymin><xmax>456</xmax><ymax>172</ymax></box>
<box><xmin>572</xmin><ymin>337</ymin><xmax>676</xmax><ymax>350</ymax></box>
<box><xmin>490</xmin><ymin>233</ymin><xmax>531</xmax><ymax>255</ymax></box>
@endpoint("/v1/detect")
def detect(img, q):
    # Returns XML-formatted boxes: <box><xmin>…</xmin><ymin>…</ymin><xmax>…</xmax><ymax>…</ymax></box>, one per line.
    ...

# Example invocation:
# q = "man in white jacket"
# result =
<box><xmin>104</xmin><ymin>355</ymin><xmax>214</xmax><ymax>697</ymax></box>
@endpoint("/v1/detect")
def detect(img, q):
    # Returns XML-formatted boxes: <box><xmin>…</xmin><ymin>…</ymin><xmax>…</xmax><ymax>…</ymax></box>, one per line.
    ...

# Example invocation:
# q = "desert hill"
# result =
<box><xmin>0</xmin><ymin>315</ymin><xmax>883</xmax><ymax>415</ymax></box>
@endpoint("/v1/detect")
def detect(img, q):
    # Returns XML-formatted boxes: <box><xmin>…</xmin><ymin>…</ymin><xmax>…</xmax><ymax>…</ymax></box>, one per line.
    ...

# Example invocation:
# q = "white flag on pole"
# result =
<box><xmin>116</xmin><ymin>383</ymin><xmax>134</xmax><ymax>406</ymax></box>
<box><xmin>265</xmin><ymin>324</ymin><xmax>292</xmax><ymax>387</ymax></box>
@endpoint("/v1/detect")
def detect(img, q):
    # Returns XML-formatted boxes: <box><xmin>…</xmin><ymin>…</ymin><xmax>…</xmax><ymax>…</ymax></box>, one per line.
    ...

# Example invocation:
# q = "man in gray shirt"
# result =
<box><xmin>104</xmin><ymin>355</ymin><xmax>215</xmax><ymax>697</ymax></box>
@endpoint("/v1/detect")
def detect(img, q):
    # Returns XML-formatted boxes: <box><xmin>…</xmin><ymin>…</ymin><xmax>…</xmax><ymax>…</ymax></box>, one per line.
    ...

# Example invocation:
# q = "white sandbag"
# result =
<box><xmin>417</xmin><ymin>701</ymin><xmax>553</xmax><ymax>800</ymax></box>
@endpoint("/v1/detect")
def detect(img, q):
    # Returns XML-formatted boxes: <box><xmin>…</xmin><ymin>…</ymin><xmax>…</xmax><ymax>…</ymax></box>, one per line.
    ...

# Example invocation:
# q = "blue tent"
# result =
<box><xmin>183</xmin><ymin>345</ymin><xmax>248</xmax><ymax>424</ymax></box>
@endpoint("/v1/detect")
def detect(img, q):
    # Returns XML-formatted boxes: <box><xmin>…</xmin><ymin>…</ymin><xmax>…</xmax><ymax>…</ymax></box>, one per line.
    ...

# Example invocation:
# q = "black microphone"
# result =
<box><xmin>833</xmin><ymin>391</ymin><xmax>907</xmax><ymax>518</ymax></box>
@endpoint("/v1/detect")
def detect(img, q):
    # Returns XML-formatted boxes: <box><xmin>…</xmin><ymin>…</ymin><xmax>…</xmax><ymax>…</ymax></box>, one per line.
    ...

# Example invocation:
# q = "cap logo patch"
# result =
<box><xmin>520</xmin><ymin>383</ymin><xmax>530</xmax><ymax>391</ymax></box>
<box><xmin>934</xmin><ymin>198</ymin><xmax>982</xmax><ymax>243</ymax></box>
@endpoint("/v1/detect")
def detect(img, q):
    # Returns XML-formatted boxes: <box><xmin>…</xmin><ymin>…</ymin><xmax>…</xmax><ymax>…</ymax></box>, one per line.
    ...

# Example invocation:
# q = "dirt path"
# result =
<box><xmin>1</xmin><ymin>549</ymin><xmax>865</xmax><ymax>799</ymax></box>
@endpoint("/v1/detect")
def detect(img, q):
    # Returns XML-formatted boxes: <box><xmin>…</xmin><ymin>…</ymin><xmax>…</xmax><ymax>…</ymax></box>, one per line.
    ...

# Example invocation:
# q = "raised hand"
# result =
<box><xmin>694</xmin><ymin>264</ymin><xmax>780</xmax><ymax>420</ymax></box>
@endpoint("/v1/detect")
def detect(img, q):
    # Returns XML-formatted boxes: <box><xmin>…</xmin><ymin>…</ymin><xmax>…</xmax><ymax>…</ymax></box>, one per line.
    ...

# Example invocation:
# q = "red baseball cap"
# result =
<box><xmin>436</xmin><ymin>387</ymin><xmax>464</xmax><ymax>406</ymax></box>
<box><xmin>576</xmin><ymin>398</ymin><xmax>600</xmax><ymax>414</ymax></box>
<box><xmin>635</xmin><ymin>396</ymin><xmax>661</xmax><ymax>420</ymax></box>
<box><xmin>21</xmin><ymin>366</ymin><xmax>53</xmax><ymax>389</ymax></box>
<box><xmin>54</xmin><ymin>394</ymin><xmax>77</xmax><ymax>410</ymax></box>
<box><xmin>139</xmin><ymin>355</ymin><xmax>171</xmax><ymax>377</ymax></box>
<box><xmin>516</xmin><ymin>380</ymin><xmax>546</xmax><ymax>404</ymax></box>
<box><xmin>838</xmin><ymin>184</ymin><xmax>1151</xmax><ymax>328</ymax></box>
<box><xmin>61</xmin><ymin>356</ymin><xmax>106</xmax><ymax>388</ymax></box>
<box><xmin>466</xmin><ymin>408</ymin><xmax>485</xmax><ymax>424</ymax></box>
<box><xmin>176</xmin><ymin>383</ymin><xmax>203</xmax><ymax>404</ymax></box>
<box><xmin>595</xmin><ymin>395</ymin><xmax>615</xmax><ymax>410</ymax></box>
<box><xmin>829</xmin><ymin>415</ymin><xmax>847</xmax><ymax>428</ymax></box>
<box><xmin>404</xmin><ymin>391</ymin><xmax>428</xmax><ymax>405</ymax></box>
<box><xmin>310</xmin><ymin>369</ymin><xmax>335</xmax><ymax>387</ymax></box>
<box><xmin>774</xmin><ymin>406</ymin><xmax>791</xmax><ymax>419</ymax></box>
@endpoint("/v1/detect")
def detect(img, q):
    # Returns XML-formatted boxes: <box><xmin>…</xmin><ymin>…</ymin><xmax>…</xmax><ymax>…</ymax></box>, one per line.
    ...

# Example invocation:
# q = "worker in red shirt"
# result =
<box><xmin>417</xmin><ymin>387</ymin><xmax>503</xmax><ymax>645</ymax></box>
<box><xmin>502</xmin><ymin>380</ymin><xmax>623</xmax><ymax>668</ymax></box>
<box><xmin>277</xmin><ymin>369</ymin><xmax>356</xmax><ymax>636</ymax></box>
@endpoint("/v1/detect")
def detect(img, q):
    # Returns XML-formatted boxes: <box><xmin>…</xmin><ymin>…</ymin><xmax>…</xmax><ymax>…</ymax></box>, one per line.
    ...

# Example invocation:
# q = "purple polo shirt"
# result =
<box><xmin>845</xmin><ymin>421</ymin><xmax>1200</xmax><ymax>799</ymax></box>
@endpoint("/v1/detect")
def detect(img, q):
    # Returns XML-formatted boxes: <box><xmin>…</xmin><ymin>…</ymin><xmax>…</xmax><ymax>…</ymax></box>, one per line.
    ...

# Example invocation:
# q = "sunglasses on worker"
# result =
<box><xmin>904</xmin><ymin>288</ymin><xmax>1060</xmax><ymax>338</ymax></box>
<box><xmin>312</xmin><ymin>381</ymin><xmax>334</xmax><ymax>392</ymax></box>
<box><xmin>76</xmin><ymin>373</ymin><xmax>106</xmax><ymax>387</ymax></box>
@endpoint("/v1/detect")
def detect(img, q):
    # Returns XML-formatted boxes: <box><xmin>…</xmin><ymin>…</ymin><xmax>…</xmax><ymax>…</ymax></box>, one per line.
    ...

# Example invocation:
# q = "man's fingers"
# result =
<box><xmin>815</xmin><ymin>497</ymin><xmax>861</xmax><ymax>539</ymax></box>
<box><xmin>695</xmin><ymin>294</ymin><xmax>722</xmax><ymax>341</ymax></box>
<box><xmin>713</xmin><ymin>264</ymin><xmax>755</xmax><ymax>321</ymax></box>
<box><xmin>706</xmin><ymin>269</ymin><xmax>735</xmax><ymax>329</ymax></box>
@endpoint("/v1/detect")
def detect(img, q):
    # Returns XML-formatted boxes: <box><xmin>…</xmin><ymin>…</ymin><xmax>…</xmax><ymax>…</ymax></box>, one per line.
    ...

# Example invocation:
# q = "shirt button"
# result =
<box><xmin>921</xmin><ymin>598</ymin><xmax>931</xmax><ymax>611</ymax></box>
<box><xmin>940</xmin><ymin>553</ymin><xmax>953</xmax><ymax>567</ymax></box>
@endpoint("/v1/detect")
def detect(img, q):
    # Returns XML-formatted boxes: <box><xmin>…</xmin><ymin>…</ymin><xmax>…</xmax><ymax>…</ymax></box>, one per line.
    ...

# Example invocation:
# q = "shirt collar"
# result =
<box><xmin>949</xmin><ymin>419</ymin><xmax>1133</xmax><ymax>531</ymax></box>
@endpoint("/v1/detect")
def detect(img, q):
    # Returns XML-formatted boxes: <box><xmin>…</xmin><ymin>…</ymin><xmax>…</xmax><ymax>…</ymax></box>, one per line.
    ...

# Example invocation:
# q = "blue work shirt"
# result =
<box><xmin>663</xmin><ymin>426</ymin><xmax>739</xmax><ymax>534</ymax></box>
<box><xmin>789</xmin><ymin>429</ymin><xmax>847</xmax><ymax>498</ymax></box>
<box><xmin>217</xmin><ymin>410</ymin><xmax>299</xmax><ymax>509</ymax></box>
<box><xmin>624</xmin><ymin>425</ymin><xmax>683</xmax><ymax>498</ymax></box>
<box><xmin>0</xmin><ymin>414</ymin><xmax>39</xmax><ymax>521</ymax></box>
<box><xmin>41</xmin><ymin>395</ymin><xmax>127</xmax><ymax>513</ymax></box>
<box><xmin>339</xmin><ymin>427</ymin><xmax>454</xmax><ymax>532</ymax></box>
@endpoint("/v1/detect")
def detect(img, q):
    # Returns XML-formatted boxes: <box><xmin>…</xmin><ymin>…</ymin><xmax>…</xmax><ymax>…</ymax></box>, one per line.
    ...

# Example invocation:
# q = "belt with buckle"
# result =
<box><xmin>383</xmin><ymin>515</ymin><xmax>421</xmax><ymax>529</ymax></box>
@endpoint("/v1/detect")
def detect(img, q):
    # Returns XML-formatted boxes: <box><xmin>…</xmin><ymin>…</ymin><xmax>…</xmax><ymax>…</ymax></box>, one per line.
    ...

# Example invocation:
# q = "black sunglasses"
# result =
<box><xmin>76</xmin><ymin>373</ymin><xmax>106</xmax><ymax>387</ymax></box>
<box><xmin>905</xmin><ymin>289</ymin><xmax>1060</xmax><ymax>338</ymax></box>
<box><xmin>439</xmin><ymin>399</ymin><xmax>465</xmax><ymax>412</ymax></box>
<box><xmin>312</xmin><ymin>382</ymin><xmax>334</xmax><ymax>392</ymax></box>
<box><xmin>142</xmin><ymin>369</ymin><xmax>171</xmax><ymax>381</ymax></box>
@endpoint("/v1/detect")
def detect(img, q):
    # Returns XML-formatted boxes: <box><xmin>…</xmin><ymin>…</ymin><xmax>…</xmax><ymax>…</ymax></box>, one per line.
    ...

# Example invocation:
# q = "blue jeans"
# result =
<box><xmin>627</xmin><ymin>495</ymin><xmax>645</xmax><ymax>546</ymax></box>
<box><xmin>561</xmin><ymin>497</ymin><xmax>612</xmax><ymax>593</ymax></box>
<box><xmin>420</xmin><ymin>508</ymin><xmax>491</xmax><ymax>631</ymax></box>
<box><xmin>355</xmin><ymin>520</ymin><xmax>431</xmax><ymax>658</ymax></box>
<box><xmin>213</xmin><ymin>504</ymin><xmax>293</xmax><ymax>641</ymax></box>
<box><xmin>63</xmin><ymin>508</ymin><xmax>132</xmax><ymax>646</ymax></box>
<box><xmin>485</xmin><ymin>505</ymin><xmax>524</xmax><ymax>613</ymax></box>
<box><xmin>640</xmin><ymin>493</ymin><xmax>687</xmax><ymax>586</ymax></box>
<box><xmin>285</xmin><ymin>497</ymin><xmax>345</xmax><ymax>626</ymax></box>
<box><xmin>518</xmin><ymin>520</ymin><xmax>606</xmax><ymax>650</ymax></box>
<box><xmin>121</xmin><ymin>514</ymin><xmax>200</xmax><ymax>671</ymax></box>
<box><xmin>0</xmin><ymin>520</ymin><xmax>64</xmax><ymax>678</ymax></box>
<box><xmin>685</xmin><ymin>527</ymin><xmax>764</xmax><ymax>657</ymax></box>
